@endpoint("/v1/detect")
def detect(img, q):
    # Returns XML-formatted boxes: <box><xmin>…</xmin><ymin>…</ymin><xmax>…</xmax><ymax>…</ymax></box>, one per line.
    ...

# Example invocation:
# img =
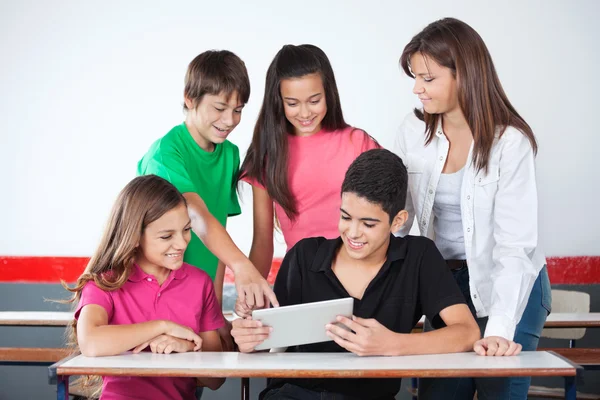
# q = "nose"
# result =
<box><xmin>348</xmin><ymin>221</ymin><xmax>361</xmax><ymax>240</ymax></box>
<box><xmin>413</xmin><ymin>79</ymin><xmax>424</xmax><ymax>95</ymax></box>
<box><xmin>299</xmin><ymin>103</ymin><xmax>311</xmax><ymax>119</ymax></box>
<box><xmin>174</xmin><ymin>233</ymin><xmax>188</xmax><ymax>250</ymax></box>
<box><xmin>221</xmin><ymin>109</ymin><xmax>234</xmax><ymax>127</ymax></box>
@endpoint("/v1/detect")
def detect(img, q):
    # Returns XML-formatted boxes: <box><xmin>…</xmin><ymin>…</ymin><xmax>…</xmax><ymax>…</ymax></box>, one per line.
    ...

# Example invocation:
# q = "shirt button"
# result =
<box><xmin>439</xmin><ymin>156</ymin><xmax>443</xmax><ymax>161</ymax></box>
<box><xmin>478</xmin><ymin>178</ymin><xmax>482</xmax><ymax>183</ymax></box>
<box><xmin>467</xmin><ymin>228</ymin><xmax>471</xmax><ymax>232</ymax></box>
<box><xmin>157</xmin><ymin>293</ymin><xmax>161</xmax><ymax>297</ymax></box>
<box><xmin>147</xmin><ymin>278</ymin><xmax>152</xmax><ymax>282</ymax></box>
<box><xmin>473</xmin><ymin>294</ymin><xmax>478</xmax><ymax>299</ymax></box>
<box><xmin>467</xmin><ymin>195</ymin><xmax>471</xmax><ymax>200</ymax></box>
<box><xmin>429</xmin><ymin>189</ymin><xmax>433</xmax><ymax>194</ymax></box>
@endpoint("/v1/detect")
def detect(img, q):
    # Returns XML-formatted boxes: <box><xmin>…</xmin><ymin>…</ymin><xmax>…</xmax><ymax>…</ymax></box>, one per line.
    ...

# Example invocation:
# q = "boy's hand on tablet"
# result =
<box><xmin>133</xmin><ymin>334</ymin><xmax>196</xmax><ymax>354</ymax></box>
<box><xmin>234</xmin><ymin>299</ymin><xmax>255</xmax><ymax>318</ymax></box>
<box><xmin>326</xmin><ymin>315</ymin><xmax>396</xmax><ymax>356</ymax></box>
<box><xmin>474</xmin><ymin>336</ymin><xmax>522</xmax><ymax>356</ymax></box>
<box><xmin>230</xmin><ymin>318</ymin><xmax>272</xmax><ymax>353</ymax></box>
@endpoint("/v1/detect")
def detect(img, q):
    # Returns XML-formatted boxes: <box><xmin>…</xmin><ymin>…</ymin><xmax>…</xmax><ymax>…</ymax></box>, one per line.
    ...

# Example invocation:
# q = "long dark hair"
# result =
<box><xmin>239</xmin><ymin>44</ymin><xmax>349</xmax><ymax>220</ymax></box>
<box><xmin>400</xmin><ymin>18</ymin><xmax>537</xmax><ymax>172</ymax></box>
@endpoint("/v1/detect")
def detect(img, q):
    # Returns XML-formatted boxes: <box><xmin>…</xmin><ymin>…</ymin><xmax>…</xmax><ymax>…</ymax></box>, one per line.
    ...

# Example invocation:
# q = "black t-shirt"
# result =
<box><xmin>261</xmin><ymin>234</ymin><xmax>466</xmax><ymax>400</ymax></box>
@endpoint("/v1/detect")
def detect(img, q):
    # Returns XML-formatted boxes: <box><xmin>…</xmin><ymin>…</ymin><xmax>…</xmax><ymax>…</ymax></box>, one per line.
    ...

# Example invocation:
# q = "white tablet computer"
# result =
<box><xmin>252</xmin><ymin>297</ymin><xmax>354</xmax><ymax>351</ymax></box>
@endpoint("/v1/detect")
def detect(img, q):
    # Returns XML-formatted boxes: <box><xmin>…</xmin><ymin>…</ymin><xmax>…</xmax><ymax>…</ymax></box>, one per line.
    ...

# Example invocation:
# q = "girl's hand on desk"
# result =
<box><xmin>230</xmin><ymin>318</ymin><xmax>272</xmax><ymax>353</ymax></box>
<box><xmin>474</xmin><ymin>336</ymin><xmax>522</xmax><ymax>356</ymax></box>
<box><xmin>162</xmin><ymin>321</ymin><xmax>203</xmax><ymax>351</ymax></box>
<box><xmin>133</xmin><ymin>334</ymin><xmax>197</xmax><ymax>354</ymax></box>
<box><xmin>326</xmin><ymin>315</ymin><xmax>396</xmax><ymax>356</ymax></box>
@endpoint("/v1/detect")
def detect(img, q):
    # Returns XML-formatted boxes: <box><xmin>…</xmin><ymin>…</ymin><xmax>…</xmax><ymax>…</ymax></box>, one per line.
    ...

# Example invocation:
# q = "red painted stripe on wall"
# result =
<box><xmin>1</xmin><ymin>256</ymin><xmax>599</xmax><ymax>285</ymax></box>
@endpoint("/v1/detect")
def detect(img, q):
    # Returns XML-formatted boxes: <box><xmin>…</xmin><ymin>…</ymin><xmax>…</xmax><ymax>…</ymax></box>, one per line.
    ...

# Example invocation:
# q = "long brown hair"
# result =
<box><xmin>60</xmin><ymin>175</ymin><xmax>186</xmax><ymax>396</ymax></box>
<box><xmin>400</xmin><ymin>18</ymin><xmax>537</xmax><ymax>172</ymax></box>
<box><xmin>239</xmin><ymin>44</ymin><xmax>350</xmax><ymax>220</ymax></box>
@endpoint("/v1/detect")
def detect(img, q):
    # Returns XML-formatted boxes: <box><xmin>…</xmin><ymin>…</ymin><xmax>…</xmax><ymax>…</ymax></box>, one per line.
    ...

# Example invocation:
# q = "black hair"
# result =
<box><xmin>341</xmin><ymin>149</ymin><xmax>408</xmax><ymax>223</ymax></box>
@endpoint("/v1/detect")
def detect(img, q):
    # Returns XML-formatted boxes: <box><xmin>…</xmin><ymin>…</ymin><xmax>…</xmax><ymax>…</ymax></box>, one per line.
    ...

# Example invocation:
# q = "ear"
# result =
<box><xmin>390</xmin><ymin>210</ymin><xmax>409</xmax><ymax>234</ymax></box>
<box><xmin>184</xmin><ymin>96</ymin><xmax>196</xmax><ymax>110</ymax></box>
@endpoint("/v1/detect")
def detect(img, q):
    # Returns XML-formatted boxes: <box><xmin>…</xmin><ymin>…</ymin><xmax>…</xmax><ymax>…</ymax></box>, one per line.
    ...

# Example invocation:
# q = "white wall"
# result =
<box><xmin>1</xmin><ymin>0</ymin><xmax>598</xmax><ymax>258</ymax></box>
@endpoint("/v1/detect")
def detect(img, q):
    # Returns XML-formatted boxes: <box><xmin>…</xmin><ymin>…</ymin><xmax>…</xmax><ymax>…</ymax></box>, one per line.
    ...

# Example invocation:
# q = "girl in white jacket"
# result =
<box><xmin>394</xmin><ymin>17</ymin><xmax>551</xmax><ymax>400</ymax></box>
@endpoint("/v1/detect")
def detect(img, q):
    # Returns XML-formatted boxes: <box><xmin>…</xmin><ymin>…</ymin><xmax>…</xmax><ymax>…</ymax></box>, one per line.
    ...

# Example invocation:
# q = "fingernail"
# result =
<box><xmin>325</xmin><ymin>324</ymin><xmax>331</xmax><ymax>329</ymax></box>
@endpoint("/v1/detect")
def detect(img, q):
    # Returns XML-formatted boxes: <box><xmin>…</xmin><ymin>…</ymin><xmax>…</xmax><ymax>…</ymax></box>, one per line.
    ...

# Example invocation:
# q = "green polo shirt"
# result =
<box><xmin>137</xmin><ymin>123</ymin><xmax>241</xmax><ymax>280</ymax></box>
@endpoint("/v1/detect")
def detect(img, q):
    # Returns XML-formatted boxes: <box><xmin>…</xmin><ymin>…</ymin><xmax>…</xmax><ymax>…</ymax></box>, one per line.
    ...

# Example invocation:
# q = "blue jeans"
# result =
<box><xmin>419</xmin><ymin>265</ymin><xmax>552</xmax><ymax>400</ymax></box>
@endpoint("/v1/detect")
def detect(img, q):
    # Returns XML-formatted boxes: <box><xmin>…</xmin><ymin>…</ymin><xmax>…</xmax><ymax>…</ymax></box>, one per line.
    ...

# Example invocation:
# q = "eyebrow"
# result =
<box><xmin>282</xmin><ymin>93</ymin><xmax>323</xmax><ymax>101</ymax></box>
<box><xmin>340</xmin><ymin>208</ymin><xmax>381</xmax><ymax>222</ymax></box>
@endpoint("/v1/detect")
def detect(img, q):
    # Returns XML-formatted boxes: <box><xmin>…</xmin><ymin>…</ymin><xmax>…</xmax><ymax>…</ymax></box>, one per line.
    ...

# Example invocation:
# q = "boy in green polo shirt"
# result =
<box><xmin>137</xmin><ymin>50</ymin><xmax>258</xmax><ymax>309</ymax></box>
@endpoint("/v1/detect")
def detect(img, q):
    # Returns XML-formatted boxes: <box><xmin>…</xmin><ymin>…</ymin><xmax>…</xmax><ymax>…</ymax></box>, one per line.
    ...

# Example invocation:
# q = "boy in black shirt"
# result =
<box><xmin>231</xmin><ymin>149</ymin><xmax>480</xmax><ymax>400</ymax></box>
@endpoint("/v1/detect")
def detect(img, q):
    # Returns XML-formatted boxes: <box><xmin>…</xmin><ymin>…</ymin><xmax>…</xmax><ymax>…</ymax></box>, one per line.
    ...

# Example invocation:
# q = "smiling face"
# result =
<box><xmin>184</xmin><ymin>91</ymin><xmax>244</xmax><ymax>152</ymax></box>
<box><xmin>280</xmin><ymin>73</ymin><xmax>328</xmax><ymax>137</ymax></box>
<box><xmin>135</xmin><ymin>203</ymin><xmax>192</xmax><ymax>276</ymax></box>
<box><xmin>410</xmin><ymin>52</ymin><xmax>459</xmax><ymax>116</ymax></box>
<box><xmin>338</xmin><ymin>192</ymin><xmax>399</xmax><ymax>263</ymax></box>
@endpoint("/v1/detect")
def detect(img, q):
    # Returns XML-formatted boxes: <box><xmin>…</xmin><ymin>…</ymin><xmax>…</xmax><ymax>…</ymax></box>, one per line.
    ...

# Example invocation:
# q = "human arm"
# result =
<box><xmin>195</xmin><ymin>330</ymin><xmax>225</xmax><ymax>390</ymax></box>
<box><xmin>248</xmin><ymin>185</ymin><xmax>275</xmax><ymax>279</ymax></box>
<box><xmin>183</xmin><ymin>192</ymin><xmax>278</xmax><ymax>309</ymax></box>
<box><xmin>484</xmin><ymin>130</ymin><xmax>543</xmax><ymax>341</ymax></box>
<box><xmin>76</xmin><ymin>304</ymin><xmax>201</xmax><ymax>357</ymax></box>
<box><xmin>231</xmin><ymin>241</ymin><xmax>306</xmax><ymax>350</ymax></box>
<box><xmin>326</xmin><ymin>239</ymin><xmax>479</xmax><ymax>356</ymax></box>
<box><xmin>326</xmin><ymin>303</ymin><xmax>479</xmax><ymax>356</ymax></box>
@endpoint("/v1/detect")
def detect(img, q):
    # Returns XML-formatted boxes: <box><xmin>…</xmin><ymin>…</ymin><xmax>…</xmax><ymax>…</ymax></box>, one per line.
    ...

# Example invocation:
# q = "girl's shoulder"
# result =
<box><xmin>179</xmin><ymin>263</ymin><xmax>213</xmax><ymax>285</ymax></box>
<box><xmin>398</xmin><ymin>111</ymin><xmax>426</xmax><ymax>138</ymax></box>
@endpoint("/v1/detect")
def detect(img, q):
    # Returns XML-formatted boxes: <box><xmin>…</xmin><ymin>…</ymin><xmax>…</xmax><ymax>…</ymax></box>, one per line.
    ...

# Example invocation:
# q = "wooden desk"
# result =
<box><xmin>0</xmin><ymin>311</ymin><xmax>73</xmax><ymax>327</ymax></box>
<box><xmin>49</xmin><ymin>351</ymin><xmax>580</xmax><ymax>400</ymax></box>
<box><xmin>1</xmin><ymin>311</ymin><xmax>598</xmax><ymax>328</ymax></box>
<box><xmin>413</xmin><ymin>312</ymin><xmax>600</xmax><ymax>329</ymax></box>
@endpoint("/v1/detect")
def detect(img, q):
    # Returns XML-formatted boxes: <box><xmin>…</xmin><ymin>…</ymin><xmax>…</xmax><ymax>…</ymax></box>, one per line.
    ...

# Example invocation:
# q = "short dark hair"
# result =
<box><xmin>341</xmin><ymin>149</ymin><xmax>408</xmax><ymax>223</ymax></box>
<box><xmin>184</xmin><ymin>50</ymin><xmax>250</xmax><ymax>110</ymax></box>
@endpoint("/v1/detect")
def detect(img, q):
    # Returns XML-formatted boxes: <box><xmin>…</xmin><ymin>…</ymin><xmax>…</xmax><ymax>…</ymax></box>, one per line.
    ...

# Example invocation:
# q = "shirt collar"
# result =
<box><xmin>309</xmin><ymin>234</ymin><xmax>408</xmax><ymax>273</ymax></box>
<box><xmin>127</xmin><ymin>263</ymin><xmax>188</xmax><ymax>282</ymax></box>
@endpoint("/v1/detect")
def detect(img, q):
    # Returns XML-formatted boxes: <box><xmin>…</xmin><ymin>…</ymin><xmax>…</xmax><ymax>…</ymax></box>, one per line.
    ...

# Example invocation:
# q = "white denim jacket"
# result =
<box><xmin>394</xmin><ymin>112</ymin><xmax>546</xmax><ymax>340</ymax></box>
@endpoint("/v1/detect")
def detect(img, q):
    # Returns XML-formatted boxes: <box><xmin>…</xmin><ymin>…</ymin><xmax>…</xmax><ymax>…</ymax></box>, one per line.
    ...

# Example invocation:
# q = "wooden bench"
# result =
<box><xmin>539</xmin><ymin>347</ymin><xmax>600</xmax><ymax>370</ymax></box>
<box><xmin>0</xmin><ymin>347</ymin><xmax>71</xmax><ymax>365</ymax></box>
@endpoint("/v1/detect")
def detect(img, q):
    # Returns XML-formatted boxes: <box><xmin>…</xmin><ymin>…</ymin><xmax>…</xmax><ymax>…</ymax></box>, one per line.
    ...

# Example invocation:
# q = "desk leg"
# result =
<box><xmin>56</xmin><ymin>375</ymin><xmax>69</xmax><ymax>400</ymax></box>
<box><xmin>241</xmin><ymin>377</ymin><xmax>249</xmax><ymax>400</ymax></box>
<box><xmin>564</xmin><ymin>376</ymin><xmax>576</xmax><ymax>400</ymax></box>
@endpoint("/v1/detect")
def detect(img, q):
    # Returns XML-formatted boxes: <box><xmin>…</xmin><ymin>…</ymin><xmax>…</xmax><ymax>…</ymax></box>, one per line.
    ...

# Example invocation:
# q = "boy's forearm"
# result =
<box><xmin>185</xmin><ymin>193</ymin><xmax>249</xmax><ymax>272</ymax></box>
<box><xmin>390</xmin><ymin>323</ymin><xmax>479</xmax><ymax>356</ymax></box>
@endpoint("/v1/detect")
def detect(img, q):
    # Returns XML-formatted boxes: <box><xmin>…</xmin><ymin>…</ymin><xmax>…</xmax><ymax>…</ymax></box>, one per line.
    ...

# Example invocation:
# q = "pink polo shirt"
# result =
<box><xmin>74</xmin><ymin>263</ymin><xmax>224</xmax><ymax>400</ymax></box>
<box><xmin>243</xmin><ymin>126</ymin><xmax>379</xmax><ymax>250</ymax></box>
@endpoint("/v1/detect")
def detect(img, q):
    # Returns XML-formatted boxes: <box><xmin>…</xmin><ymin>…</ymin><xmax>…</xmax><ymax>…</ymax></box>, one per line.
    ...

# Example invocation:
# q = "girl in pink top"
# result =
<box><xmin>63</xmin><ymin>175</ymin><xmax>224</xmax><ymax>399</ymax></box>
<box><xmin>239</xmin><ymin>44</ymin><xmax>379</xmax><ymax>278</ymax></box>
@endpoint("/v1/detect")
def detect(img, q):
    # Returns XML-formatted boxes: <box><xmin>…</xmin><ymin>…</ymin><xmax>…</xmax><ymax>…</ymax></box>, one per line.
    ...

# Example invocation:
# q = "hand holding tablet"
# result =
<box><xmin>231</xmin><ymin>298</ymin><xmax>354</xmax><ymax>351</ymax></box>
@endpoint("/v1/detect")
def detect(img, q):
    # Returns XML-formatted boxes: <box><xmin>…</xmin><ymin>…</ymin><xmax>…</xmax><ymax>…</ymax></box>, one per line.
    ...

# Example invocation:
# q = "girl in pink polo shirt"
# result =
<box><xmin>63</xmin><ymin>175</ymin><xmax>224</xmax><ymax>399</ymax></box>
<box><xmin>239</xmin><ymin>44</ymin><xmax>379</xmax><ymax>279</ymax></box>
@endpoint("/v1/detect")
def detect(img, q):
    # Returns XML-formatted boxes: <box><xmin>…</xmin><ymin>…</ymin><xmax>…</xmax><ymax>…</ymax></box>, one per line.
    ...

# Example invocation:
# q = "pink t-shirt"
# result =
<box><xmin>244</xmin><ymin>126</ymin><xmax>379</xmax><ymax>251</ymax></box>
<box><xmin>74</xmin><ymin>263</ymin><xmax>224</xmax><ymax>400</ymax></box>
